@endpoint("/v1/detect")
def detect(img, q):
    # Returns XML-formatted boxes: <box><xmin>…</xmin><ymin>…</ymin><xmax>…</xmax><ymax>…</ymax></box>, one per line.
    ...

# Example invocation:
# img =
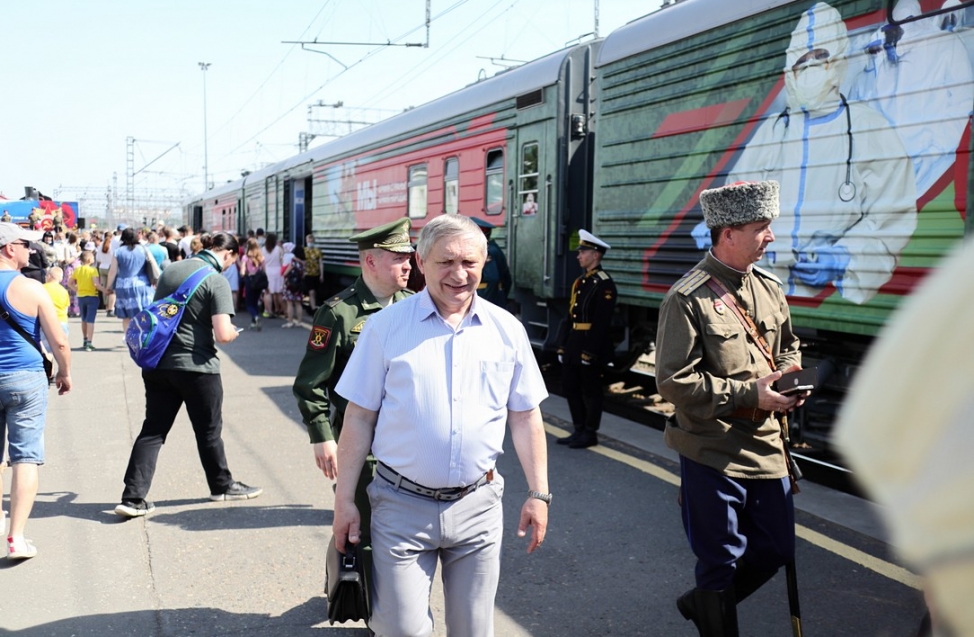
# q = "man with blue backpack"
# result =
<box><xmin>115</xmin><ymin>231</ymin><xmax>262</xmax><ymax>518</ymax></box>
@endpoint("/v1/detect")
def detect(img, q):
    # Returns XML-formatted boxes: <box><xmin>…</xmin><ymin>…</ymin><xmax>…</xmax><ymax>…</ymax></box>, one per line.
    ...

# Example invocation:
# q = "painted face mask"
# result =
<box><xmin>786</xmin><ymin>61</ymin><xmax>839</xmax><ymax>113</ymax></box>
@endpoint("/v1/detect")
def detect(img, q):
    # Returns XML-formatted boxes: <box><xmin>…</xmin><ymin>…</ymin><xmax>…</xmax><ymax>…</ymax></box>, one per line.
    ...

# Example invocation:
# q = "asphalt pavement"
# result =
<box><xmin>0</xmin><ymin>312</ymin><xmax>927</xmax><ymax>636</ymax></box>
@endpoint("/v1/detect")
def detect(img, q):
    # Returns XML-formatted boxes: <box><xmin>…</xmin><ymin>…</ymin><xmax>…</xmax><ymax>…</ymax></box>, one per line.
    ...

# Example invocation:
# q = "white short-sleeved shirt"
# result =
<box><xmin>94</xmin><ymin>246</ymin><xmax>114</xmax><ymax>270</ymax></box>
<box><xmin>336</xmin><ymin>289</ymin><xmax>547</xmax><ymax>488</ymax></box>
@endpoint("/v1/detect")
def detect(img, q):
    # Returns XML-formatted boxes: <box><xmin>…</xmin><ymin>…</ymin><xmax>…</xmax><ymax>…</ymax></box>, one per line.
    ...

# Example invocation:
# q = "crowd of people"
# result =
<box><xmin>3</xmin><ymin>189</ymin><xmax>961</xmax><ymax>636</ymax></box>
<box><xmin>1</xmin><ymin>220</ymin><xmax>326</xmax><ymax>555</ymax></box>
<box><xmin>10</xmin><ymin>223</ymin><xmax>325</xmax><ymax>347</ymax></box>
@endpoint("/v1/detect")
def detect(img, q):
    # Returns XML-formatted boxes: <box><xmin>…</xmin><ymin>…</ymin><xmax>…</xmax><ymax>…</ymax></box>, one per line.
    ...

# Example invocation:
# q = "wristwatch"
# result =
<box><xmin>527</xmin><ymin>490</ymin><xmax>552</xmax><ymax>505</ymax></box>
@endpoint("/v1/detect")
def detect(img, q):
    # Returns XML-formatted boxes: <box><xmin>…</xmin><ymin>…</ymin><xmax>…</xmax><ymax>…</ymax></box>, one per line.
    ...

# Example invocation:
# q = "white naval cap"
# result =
<box><xmin>577</xmin><ymin>229</ymin><xmax>610</xmax><ymax>254</ymax></box>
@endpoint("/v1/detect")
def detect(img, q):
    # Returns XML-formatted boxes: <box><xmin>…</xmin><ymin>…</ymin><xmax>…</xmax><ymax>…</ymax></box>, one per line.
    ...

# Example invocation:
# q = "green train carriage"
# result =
<box><xmin>592</xmin><ymin>0</ymin><xmax>974</xmax><ymax>448</ymax></box>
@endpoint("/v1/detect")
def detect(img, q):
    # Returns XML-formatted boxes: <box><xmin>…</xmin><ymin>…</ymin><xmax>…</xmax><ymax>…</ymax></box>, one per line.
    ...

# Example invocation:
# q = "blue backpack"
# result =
<box><xmin>126</xmin><ymin>266</ymin><xmax>215</xmax><ymax>369</ymax></box>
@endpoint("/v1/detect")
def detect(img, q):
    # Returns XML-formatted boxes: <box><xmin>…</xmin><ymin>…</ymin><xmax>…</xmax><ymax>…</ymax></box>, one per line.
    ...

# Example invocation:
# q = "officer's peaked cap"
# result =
<box><xmin>471</xmin><ymin>217</ymin><xmax>495</xmax><ymax>230</ymax></box>
<box><xmin>578</xmin><ymin>229</ymin><xmax>610</xmax><ymax>254</ymax></box>
<box><xmin>348</xmin><ymin>218</ymin><xmax>414</xmax><ymax>253</ymax></box>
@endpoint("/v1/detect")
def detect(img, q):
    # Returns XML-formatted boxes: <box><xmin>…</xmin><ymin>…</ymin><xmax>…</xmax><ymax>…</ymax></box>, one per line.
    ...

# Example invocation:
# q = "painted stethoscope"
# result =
<box><xmin>775</xmin><ymin>93</ymin><xmax>857</xmax><ymax>203</ymax></box>
<box><xmin>838</xmin><ymin>95</ymin><xmax>856</xmax><ymax>202</ymax></box>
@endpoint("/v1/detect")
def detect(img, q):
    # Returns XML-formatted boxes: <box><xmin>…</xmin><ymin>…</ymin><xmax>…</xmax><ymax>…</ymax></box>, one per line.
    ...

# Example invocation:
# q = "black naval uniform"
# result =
<box><xmin>558</xmin><ymin>265</ymin><xmax>617</xmax><ymax>445</ymax></box>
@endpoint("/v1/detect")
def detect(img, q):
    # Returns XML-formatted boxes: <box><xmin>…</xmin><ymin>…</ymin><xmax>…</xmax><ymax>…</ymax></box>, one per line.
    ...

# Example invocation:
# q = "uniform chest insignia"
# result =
<box><xmin>713</xmin><ymin>298</ymin><xmax>725</xmax><ymax>315</ymax></box>
<box><xmin>309</xmin><ymin>326</ymin><xmax>332</xmax><ymax>350</ymax></box>
<box><xmin>350</xmin><ymin>319</ymin><xmax>367</xmax><ymax>334</ymax></box>
<box><xmin>486</xmin><ymin>255</ymin><xmax>493</xmax><ymax>263</ymax></box>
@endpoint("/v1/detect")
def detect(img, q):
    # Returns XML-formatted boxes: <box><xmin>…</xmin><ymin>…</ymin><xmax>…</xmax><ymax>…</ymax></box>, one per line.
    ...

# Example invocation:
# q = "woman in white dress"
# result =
<box><xmin>261</xmin><ymin>232</ymin><xmax>285</xmax><ymax>317</ymax></box>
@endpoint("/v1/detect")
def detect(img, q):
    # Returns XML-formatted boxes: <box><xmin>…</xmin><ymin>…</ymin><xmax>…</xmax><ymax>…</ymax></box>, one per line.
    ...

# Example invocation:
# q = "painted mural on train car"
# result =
<box><xmin>311</xmin><ymin>121</ymin><xmax>509</xmax><ymax>245</ymax></box>
<box><xmin>597</xmin><ymin>0</ymin><xmax>971</xmax><ymax>337</ymax></box>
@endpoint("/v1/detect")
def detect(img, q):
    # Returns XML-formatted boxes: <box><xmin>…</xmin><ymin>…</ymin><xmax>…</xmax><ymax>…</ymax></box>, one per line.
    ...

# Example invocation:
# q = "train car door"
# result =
<box><xmin>289</xmin><ymin>177</ymin><xmax>309</xmax><ymax>243</ymax></box>
<box><xmin>511</xmin><ymin>124</ymin><xmax>549</xmax><ymax>295</ymax></box>
<box><xmin>191</xmin><ymin>205</ymin><xmax>203</xmax><ymax>233</ymax></box>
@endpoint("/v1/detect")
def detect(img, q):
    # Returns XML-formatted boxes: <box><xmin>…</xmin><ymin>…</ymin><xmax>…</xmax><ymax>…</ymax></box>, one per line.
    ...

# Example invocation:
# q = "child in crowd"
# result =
<box><xmin>67</xmin><ymin>251</ymin><xmax>105</xmax><ymax>351</ymax></box>
<box><xmin>281</xmin><ymin>244</ymin><xmax>305</xmax><ymax>328</ymax></box>
<box><xmin>95</xmin><ymin>234</ymin><xmax>115</xmax><ymax>316</ymax></box>
<box><xmin>41</xmin><ymin>266</ymin><xmax>69</xmax><ymax>353</ymax></box>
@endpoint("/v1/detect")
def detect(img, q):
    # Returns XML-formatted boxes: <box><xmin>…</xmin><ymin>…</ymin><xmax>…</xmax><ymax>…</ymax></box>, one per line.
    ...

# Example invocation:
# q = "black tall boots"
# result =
<box><xmin>677</xmin><ymin>587</ymin><xmax>739</xmax><ymax>637</ymax></box>
<box><xmin>677</xmin><ymin>563</ymin><xmax>777</xmax><ymax>635</ymax></box>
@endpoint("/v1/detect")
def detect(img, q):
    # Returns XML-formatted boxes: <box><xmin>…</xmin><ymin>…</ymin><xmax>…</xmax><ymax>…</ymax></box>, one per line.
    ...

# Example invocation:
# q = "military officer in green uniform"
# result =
<box><xmin>292</xmin><ymin>217</ymin><xmax>414</xmax><ymax>545</ymax></box>
<box><xmin>556</xmin><ymin>229</ymin><xmax>617</xmax><ymax>449</ymax></box>
<box><xmin>656</xmin><ymin>181</ymin><xmax>808</xmax><ymax>637</ymax></box>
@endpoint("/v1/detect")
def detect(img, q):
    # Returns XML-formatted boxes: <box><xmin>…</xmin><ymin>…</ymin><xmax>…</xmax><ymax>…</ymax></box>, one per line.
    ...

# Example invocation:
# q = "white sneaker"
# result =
<box><xmin>114</xmin><ymin>500</ymin><xmax>155</xmax><ymax>518</ymax></box>
<box><xmin>7</xmin><ymin>536</ymin><xmax>38</xmax><ymax>560</ymax></box>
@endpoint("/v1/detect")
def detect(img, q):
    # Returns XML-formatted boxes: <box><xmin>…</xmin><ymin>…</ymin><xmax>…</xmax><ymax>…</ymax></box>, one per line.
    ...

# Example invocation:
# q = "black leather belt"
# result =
<box><xmin>376</xmin><ymin>462</ymin><xmax>493</xmax><ymax>502</ymax></box>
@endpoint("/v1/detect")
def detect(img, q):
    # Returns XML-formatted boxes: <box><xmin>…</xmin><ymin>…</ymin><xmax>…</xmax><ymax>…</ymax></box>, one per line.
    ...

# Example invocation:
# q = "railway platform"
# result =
<box><xmin>0</xmin><ymin>313</ymin><xmax>925</xmax><ymax>636</ymax></box>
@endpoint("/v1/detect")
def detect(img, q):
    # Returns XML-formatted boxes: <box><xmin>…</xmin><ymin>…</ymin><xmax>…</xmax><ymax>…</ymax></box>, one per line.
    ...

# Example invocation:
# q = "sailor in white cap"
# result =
<box><xmin>556</xmin><ymin>229</ymin><xmax>617</xmax><ymax>449</ymax></box>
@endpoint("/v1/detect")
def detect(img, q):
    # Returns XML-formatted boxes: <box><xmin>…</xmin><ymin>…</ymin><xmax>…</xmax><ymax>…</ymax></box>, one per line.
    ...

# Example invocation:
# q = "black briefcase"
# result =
<box><xmin>324</xmin><ymin>536</ymin><xmax>371</xmax><ymax>624</ymax></box>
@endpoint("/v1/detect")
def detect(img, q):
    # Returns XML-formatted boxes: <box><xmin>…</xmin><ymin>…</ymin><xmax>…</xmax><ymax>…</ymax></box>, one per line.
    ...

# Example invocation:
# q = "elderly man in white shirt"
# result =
<box><xmin>333</xmin><ymin>214</ymin><xmax>550</xmax><ymax>637</ymax></box>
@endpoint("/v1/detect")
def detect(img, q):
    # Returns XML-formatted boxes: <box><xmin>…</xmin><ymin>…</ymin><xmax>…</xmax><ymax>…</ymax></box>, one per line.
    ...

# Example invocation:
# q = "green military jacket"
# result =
<box><xmin>656</xmin><ymin>252</ymin><xmax>801</xmax><ymax>479</ymax></box>
<box><xmin>292</xmin><ymin>277</ymin><xmax>413</xmax><ymax>444</ymax></box>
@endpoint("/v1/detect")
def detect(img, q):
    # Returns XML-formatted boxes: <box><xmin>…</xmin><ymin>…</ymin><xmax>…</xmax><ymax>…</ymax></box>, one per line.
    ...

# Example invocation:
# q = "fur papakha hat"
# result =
<box><xmin>699</xmin><ymin>180</ymin><xmax>780</xmax><ymax>229</ymax></box>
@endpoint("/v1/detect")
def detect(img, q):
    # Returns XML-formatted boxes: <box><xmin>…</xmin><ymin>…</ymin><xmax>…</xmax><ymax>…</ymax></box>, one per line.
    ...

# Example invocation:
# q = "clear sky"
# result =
<box><xmin>0</xmin><ymin>1</ymin><xmax>662</xmax><ymax>215</ymax></box>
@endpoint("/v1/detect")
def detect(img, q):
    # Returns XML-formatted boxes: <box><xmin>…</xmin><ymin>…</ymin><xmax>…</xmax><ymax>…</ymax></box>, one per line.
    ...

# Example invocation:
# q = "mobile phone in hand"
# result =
<box><xmin>774</xmin><ymin>368</ymin><xmax>817</xmax><ymax>395</ymax></box>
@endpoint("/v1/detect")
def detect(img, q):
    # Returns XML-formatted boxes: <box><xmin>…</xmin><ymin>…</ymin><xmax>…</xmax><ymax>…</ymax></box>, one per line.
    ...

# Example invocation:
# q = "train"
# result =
<box><xmin>184</xmin><ymin>0</ymin><xmax>974</xmax><ymax>456</ymax></box>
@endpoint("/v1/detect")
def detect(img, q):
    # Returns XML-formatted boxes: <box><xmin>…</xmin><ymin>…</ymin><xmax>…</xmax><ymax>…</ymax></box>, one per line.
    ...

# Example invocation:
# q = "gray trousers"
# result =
<box><xmin>366</xmin><ymin>471</ymin><xmax>505</xmax><ymax>637</ymax></box>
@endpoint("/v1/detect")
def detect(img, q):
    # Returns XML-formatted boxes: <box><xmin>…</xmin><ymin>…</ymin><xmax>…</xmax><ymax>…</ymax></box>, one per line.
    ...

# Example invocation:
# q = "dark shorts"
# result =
<box><xmin>79</xmin><ymin>295</ymin><xmax>99</xmax><ymax>323</ymax></box>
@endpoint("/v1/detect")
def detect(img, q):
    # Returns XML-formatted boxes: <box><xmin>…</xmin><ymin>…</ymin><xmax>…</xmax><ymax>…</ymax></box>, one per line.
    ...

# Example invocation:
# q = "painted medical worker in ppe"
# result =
<box><xmin>940</xmin><ymin>0</ymin><xmax>969</xmax><ymax>32</ymax></box>
<box><xmin>717</xmin><ymin>2</ymin><xmax>916</xmax><ymax>305</ymax></box>
<box><xmin>852</xmin><ymin>0</ymin><xmax>974</xmax><ymax>197</ymax></box>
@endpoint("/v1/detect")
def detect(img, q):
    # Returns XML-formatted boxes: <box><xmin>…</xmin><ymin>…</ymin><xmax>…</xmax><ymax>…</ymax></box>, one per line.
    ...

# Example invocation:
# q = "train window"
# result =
<box><xmin>485</xmin><ymin>149</ymin><xmax>504</xmax><ymax>216</ymax></box>
<box><xmin>519</xmin><ymin>142</ymin><xmax>539</xmax><ymax>216</ymax></box>
<box><xmin>444</xmin><ymin>157</ymin><xmax>459</xmax><ymax>214</ymax></box>
<box><xmin>408</xmin><ymin>164</ymin><xmax>428</xmax><ymax>219</ymax></box>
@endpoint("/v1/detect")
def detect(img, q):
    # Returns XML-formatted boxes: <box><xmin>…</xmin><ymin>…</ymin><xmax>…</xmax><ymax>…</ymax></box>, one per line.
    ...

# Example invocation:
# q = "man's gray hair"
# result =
<box><xmin>416</xmin><ymin>215</ymin><xmax>487</xmax><ymax>260</ymax></box>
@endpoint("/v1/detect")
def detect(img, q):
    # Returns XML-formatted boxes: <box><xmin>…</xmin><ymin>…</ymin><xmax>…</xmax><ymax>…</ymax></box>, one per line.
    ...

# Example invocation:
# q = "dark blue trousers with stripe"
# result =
<box><xmin>680</xmin><ymin>455</ymin><xmax>795</xmax><ymax>590</ymax></box>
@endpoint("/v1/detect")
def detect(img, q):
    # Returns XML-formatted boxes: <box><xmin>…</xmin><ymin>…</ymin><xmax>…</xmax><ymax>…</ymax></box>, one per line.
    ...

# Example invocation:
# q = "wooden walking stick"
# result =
<box><xmin>786</xmin><ymin>560</ymin><xmax>803</xmax><ymax>637</ymax></box>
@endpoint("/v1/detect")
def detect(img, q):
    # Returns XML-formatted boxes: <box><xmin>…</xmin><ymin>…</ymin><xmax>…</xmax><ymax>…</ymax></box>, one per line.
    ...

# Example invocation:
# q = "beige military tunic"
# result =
<box><xmin>657</xmin><ymin>252</ymin><xmax>801</xmax><ymax>479</ymax></box>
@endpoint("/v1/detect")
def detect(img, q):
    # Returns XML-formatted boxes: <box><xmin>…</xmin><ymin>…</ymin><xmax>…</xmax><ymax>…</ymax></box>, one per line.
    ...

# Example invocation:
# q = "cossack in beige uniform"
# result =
<box><xmin>656</xmin><ymin>180</ymin><xmax>806</xmax><ymax>637</ymax></box>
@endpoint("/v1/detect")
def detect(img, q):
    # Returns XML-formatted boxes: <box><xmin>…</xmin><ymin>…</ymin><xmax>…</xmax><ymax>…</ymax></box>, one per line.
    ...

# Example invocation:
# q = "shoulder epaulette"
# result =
<box><xmin>597</xmin><ymin>270</ymin><xmax>610</xmax><ymax>281</ymax></box>
<box><xmin>675</xmin><ymin>269</ymin><xmax>711</xmax><ymax>296</ymax></box>
<box><xmin>751</xmin><ymin>265</ymin><xmax>782</xmax><ymax>286</ymax></box>
<box><xmin>325</xmin><ymin>286</ymin><xmax>357</xmax><ymax>308</ymax></box>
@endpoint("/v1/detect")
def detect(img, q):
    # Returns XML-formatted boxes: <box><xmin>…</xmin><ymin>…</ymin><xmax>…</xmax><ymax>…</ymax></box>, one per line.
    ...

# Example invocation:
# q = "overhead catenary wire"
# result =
<box><xmin>203</xmin><ymin>1</ymin><xmax>338</xmax><ymax>147</ymax></box>
<box><xmin>363</xmin><ymin>0</ymin><xmax>523</xmax><ymax>107</ymax></box>
<box><xmin>217</xmin><ymin>0</ymin><xmax>479</xmax><ymax>162</ymax></box>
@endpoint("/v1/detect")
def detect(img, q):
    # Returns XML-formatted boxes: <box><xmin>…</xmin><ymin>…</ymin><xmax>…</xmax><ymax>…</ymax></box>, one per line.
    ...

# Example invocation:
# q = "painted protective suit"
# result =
<box><xmin>726</xmin><ymin>2</ymin><xmax>917</xmax><ymax>305</ymax></box>
<box><xmin>852</xmin><ymin>0</ymin><xmax>974</xmax><ymax>197</ymax></box>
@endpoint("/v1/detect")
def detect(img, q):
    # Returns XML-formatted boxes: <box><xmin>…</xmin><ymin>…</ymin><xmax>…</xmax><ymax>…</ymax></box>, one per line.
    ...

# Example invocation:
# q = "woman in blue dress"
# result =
<box><xmin>106</xmin><ymin>227</ymin><xmax>154</xmax><ymax>332</ymax></box>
